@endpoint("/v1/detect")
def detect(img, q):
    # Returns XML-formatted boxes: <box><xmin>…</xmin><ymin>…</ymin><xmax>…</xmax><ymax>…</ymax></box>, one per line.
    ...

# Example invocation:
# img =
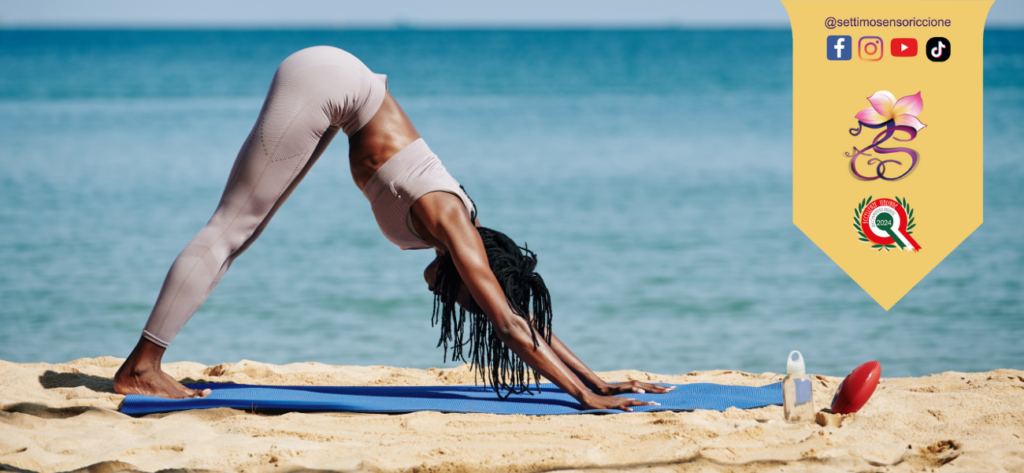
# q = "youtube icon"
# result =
<box><xmin>891</xmin><ymin>38</ymin><xmax>918</xmax><ymax>57</ymax></box>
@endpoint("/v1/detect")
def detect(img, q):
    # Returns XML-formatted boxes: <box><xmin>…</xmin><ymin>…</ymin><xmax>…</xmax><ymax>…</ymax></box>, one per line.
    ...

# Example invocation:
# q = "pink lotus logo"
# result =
<box><xmin>845</xmin><ymin>91</ymin><xmax>926</xmax><ymax>180</ymax></box>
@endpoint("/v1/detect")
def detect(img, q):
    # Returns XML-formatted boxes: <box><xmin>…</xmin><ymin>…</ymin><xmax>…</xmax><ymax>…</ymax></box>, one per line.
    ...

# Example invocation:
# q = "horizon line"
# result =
<box><xmin>3</xmin><ymin>21</ymin><xmax>1022</xmax><ymax>30</ymax></box>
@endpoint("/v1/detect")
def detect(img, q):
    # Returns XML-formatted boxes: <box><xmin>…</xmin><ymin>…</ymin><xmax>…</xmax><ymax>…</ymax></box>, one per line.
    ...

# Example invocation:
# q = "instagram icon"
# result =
<box><xmin>859</xmin><ymin>36</ymin><xmax>884</xmax><ymax>61</ymax></box>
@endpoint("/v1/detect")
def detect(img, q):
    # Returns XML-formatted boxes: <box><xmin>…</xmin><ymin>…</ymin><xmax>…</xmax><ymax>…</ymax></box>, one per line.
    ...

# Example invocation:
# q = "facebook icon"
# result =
<box><xmin>827</xmin><ymin>35</ymin><xmax>852</xmax><ymax>61</ymax></box>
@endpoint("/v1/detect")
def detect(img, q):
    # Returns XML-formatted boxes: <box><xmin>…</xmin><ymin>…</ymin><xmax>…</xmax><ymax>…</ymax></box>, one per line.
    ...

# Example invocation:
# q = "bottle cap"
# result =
<box><xmin>787</xmin><ymin>350</ymin><xmax>805</xmax><ymax>374</ymax></box>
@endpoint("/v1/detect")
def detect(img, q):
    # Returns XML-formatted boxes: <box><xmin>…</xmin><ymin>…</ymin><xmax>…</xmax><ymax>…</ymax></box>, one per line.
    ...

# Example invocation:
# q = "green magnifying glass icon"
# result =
<box><xmin>874</xmin><ymin>213</ymin><xmax>906</xmax><ymax>249</ymax></box>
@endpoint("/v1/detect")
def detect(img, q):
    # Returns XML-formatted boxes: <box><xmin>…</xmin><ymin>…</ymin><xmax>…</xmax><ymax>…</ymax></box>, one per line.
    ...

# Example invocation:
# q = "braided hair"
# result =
<box><xmin>431</xmin><ymin>190</ymin><xmax>553</xmax><ymax>398</ymax></box>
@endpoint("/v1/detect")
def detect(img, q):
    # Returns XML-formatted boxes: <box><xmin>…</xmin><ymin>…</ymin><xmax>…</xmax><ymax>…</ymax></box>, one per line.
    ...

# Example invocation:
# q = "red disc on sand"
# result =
<box><xmin>830</xmin><ymin>361</ymin><xmax>881</xmax><ymax>415</ymax></box>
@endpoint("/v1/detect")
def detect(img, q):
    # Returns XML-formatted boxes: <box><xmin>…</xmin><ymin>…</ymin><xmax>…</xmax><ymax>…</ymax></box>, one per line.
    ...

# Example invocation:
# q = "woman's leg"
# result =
<box><xmin>116</xmin><ymin>58</ymin><xmax>343</xmax><ymax>398</ymax></box>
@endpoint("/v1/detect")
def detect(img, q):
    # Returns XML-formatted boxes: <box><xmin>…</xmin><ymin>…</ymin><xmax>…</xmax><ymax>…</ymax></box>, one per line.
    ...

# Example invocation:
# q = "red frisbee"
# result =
<box><xmin>830</xmin><ymin>361</ymin><xmax>881</xmax><ymax>415</ymax></box>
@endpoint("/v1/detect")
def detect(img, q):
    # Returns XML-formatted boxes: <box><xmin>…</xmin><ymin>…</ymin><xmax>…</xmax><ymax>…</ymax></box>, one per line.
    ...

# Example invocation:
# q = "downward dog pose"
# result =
<box><xmin>114</xmin><ymin>46</ymin><xmax>671</xmax><ymax>410</ymax></box>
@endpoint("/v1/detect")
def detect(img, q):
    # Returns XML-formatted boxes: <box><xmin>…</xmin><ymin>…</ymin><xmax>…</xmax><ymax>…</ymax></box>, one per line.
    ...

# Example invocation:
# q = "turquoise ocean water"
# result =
<box><xmin>1</xmin><ymin>30</ymin><xmax>1021</xmax><ymax>377</ymax></box>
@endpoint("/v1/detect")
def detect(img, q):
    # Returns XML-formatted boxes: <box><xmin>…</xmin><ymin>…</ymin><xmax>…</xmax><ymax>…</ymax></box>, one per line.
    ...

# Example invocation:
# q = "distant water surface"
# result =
<box><xmin>1</xmin><ymin>29</ymin><xmax>1021</xmax><ymax>377</ymax></box>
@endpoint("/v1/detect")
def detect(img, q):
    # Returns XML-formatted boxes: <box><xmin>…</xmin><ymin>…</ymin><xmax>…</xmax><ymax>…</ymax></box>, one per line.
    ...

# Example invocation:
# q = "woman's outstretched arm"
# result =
<box><xmin>546</xmin><ymin>332</ymin><xmax>674</xmax><ymax>396</ymax></box>
<box><xmin>412</xmin><ymin>192</ymin><xmax>660</xmax><ymax>411</ymax></box>
<box><xmin>462</xmin><ymin>206</ymin><xmax>670</xmax><ymax>397</ymax></box>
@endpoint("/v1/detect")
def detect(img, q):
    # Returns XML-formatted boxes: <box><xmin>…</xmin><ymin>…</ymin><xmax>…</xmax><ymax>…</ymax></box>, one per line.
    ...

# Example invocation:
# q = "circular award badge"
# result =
<box><xmin>853</xmin><ymin>196</ymin><xmax>921</xmax><ymax>252</ymax></box>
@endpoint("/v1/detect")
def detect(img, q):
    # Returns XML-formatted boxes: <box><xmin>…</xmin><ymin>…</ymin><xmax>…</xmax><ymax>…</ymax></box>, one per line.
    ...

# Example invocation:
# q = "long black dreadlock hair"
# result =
<box><xmin>431</xmin><ymin>190</ymin><xmax>553</xmax><ymax>399</ymax></box>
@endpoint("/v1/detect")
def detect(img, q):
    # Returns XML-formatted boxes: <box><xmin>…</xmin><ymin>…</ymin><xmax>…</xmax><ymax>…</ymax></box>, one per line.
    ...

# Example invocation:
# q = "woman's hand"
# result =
<box><xmin>581</xmin><ymin>392</ymin><xmax>661</xmax><ymax>412</ymax></box>
<box><xmin>597</xmin><ymin>381</ymin><xmax>676</xmax><ymax>396</ymax></box>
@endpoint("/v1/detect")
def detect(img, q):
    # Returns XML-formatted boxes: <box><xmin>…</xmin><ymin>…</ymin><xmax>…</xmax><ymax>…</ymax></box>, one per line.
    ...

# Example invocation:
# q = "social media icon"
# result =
<box><xmin>926</xmin><ymin>37</ymin><xmax>951</xmax><ymax>62</ymax></box>
<box><xmin>858</xmin><ymin>36</ymin><xmax>884</xmax><ymax>61</ymax></box>
<box><xmin>827</xmin><ymin>35</ymin><xmax>852</xmax><ymax>61</ymax></box>
<box><xmin>891</xmin><ymin>38</ymin><xmax>918</xmax><ymax>57</ymax></box>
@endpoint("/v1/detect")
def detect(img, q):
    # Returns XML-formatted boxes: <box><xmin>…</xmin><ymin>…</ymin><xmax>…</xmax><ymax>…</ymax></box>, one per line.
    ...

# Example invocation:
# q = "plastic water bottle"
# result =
<box><xmin>783</xmin><ymin>350</ymin><xmax>814</xmax><ymax>423</ymax></box>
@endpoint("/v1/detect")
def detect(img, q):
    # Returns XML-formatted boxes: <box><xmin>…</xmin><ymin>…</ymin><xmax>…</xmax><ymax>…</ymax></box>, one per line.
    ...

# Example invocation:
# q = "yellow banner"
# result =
<box><xmin>783</xmin><ymin>1</ymin><xmax>992</xmax><ymax>309</ymax></box>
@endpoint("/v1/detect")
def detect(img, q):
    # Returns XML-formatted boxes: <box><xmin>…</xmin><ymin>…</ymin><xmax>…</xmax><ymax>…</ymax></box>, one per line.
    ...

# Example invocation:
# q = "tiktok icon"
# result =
<box><xmin>926</xmin><ymin>37</ymin><xmax>951</xmax><ymax>62</ymax></box>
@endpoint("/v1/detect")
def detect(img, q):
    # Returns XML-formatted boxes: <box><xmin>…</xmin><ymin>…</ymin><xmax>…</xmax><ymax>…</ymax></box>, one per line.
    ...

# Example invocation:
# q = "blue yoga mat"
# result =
<box><xmin>121</xmin><ymin>382</ymin><xmax>782</xmax><ymax>416</ymax></box>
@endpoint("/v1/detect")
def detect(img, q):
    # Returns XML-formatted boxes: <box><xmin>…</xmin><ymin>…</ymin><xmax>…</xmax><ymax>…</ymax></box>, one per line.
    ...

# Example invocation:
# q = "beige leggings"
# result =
<box><xmin>142</xmin><ymin>46</ymin><xmax>386</xmax><ymax>347</ymax></box>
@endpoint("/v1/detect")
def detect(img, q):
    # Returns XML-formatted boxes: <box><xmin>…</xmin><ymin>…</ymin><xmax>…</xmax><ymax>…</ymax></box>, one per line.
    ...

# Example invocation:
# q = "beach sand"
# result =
<box><xmin>1</xmin><ymin>358</ymin><xmax>1022</xmax><ymax>473</ymax></box>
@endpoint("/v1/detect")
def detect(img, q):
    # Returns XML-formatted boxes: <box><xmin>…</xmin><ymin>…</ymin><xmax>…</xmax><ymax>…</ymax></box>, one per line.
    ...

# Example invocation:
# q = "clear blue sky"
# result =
<box><xmin>1</xmin><ymin>0</ymin><xmax>1021</xmax><ymax>28</ymax></box>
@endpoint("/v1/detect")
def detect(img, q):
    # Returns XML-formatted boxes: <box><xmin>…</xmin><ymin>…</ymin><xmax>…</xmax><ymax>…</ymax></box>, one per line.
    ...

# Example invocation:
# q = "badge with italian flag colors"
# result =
<box><xmin>854</xmin><ymin>197</ymin><xmax>920</xmax><ymax>252</ymax></box>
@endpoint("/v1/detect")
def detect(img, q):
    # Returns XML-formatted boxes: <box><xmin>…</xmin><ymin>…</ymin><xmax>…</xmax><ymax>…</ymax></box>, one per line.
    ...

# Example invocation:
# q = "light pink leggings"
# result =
<box><xmin>142</xmin><ymin>46</ymin><xmax>387</xmax><ymax>347</ymax></box>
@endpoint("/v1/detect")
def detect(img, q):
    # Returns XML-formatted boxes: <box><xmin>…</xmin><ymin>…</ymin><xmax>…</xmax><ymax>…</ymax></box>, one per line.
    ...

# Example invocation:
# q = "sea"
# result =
<box><xmin>1</xmin><ymin>29</ymin><xmax>1021</xmax><ymax>378</ymax></box>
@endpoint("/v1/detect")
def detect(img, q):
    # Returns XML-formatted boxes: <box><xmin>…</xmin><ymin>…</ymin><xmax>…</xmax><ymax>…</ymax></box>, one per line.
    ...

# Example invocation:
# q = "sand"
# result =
<box><xmin>1</xmin><ymin>358</ymin><xmax>1023</xmax><ymax>473</ymax></box>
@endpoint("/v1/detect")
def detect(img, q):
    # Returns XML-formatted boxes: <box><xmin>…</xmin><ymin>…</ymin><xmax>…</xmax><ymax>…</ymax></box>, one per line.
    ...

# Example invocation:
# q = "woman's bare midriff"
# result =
<box><xmin>348</xmin><ymin>92</ymin><xmax>422</xmax><ymax>191</ymax></box>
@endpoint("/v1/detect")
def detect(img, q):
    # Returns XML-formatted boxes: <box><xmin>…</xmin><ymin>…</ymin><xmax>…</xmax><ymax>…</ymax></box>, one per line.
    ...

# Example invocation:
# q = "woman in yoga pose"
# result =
<box><xmin>114</xmin><ymin>46</ymin><xmax>671</xmax><ymax>410</ymax></box>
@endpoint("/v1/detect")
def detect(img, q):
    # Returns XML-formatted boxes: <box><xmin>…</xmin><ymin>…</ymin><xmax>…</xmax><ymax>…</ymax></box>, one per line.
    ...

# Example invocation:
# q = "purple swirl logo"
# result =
<box><xmin>845</xmin><ymin>91</ymin><xmax>926</xmax><ymax>181</ymax></box>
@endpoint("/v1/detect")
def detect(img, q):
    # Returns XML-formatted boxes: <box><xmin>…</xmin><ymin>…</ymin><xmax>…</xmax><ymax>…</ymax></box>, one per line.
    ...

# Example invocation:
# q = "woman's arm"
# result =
<box><xmin>547</xmin><ymin>331</ymin><xmax>674</xmax><ymax>396</ymax></box>
<box><xmin>412</xmin><ymin>192</ymin><xmax>657</xmax><ymax>411</ymax></box>
<box><xmin>462</xmin><ymin>207</ymin><xmax>670</xmax><ymax>396</ymax></box>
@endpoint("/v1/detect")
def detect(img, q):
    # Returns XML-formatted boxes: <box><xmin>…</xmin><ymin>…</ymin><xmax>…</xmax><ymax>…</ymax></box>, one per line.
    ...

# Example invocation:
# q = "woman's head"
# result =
<box><xmin>427</xmin><ymin>226</ymin><xmax>553</xmax><ymax>398</ymax></box>
<box><xmin>424</xmin><ymin>257</ymin><xmax>471</xmax><ymax>306</ymax></box>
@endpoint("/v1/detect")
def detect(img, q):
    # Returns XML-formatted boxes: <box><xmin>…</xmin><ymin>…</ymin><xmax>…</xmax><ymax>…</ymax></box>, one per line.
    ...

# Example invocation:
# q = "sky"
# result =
<box><xmin>1</xmin><ymin>0</ymin><xmax>1022</xmax><ymax>28</ymax></box>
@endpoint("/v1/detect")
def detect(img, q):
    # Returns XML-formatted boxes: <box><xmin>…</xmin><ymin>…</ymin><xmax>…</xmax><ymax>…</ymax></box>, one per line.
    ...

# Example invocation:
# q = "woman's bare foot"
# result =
<box><xmin>114</xmin><ymin>336</ymin><xmax>211</xmax><ymax>399</ymax></box>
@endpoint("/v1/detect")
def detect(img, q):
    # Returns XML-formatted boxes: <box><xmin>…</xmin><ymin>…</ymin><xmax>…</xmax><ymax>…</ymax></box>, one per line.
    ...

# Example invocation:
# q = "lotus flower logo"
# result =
<box><xmin>845</xmin><ymin>91</ymin><xmax>925</xmax><ymax>181</ymax></box>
